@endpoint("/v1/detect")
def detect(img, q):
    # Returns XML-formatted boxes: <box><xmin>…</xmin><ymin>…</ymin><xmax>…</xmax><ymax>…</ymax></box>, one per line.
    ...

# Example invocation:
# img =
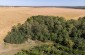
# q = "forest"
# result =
<box><xmin>4</xmin><ymin>15</ymin><xmax>85</xmax><ymax>55</ymax></box>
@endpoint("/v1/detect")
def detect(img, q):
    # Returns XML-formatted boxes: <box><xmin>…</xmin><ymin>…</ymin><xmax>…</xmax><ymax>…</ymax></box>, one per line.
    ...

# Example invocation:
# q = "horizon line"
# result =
<box><xmin>0</xmin><ymin>5</ymin><xmax>84</xmax><ymax>7</ymax></box>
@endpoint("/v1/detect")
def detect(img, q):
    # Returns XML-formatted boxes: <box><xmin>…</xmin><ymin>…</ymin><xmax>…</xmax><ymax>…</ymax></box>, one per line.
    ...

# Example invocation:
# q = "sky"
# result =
<box><xmin>0</xmin><ymin>0</ymin><xmax>85</xmax><ymax>6</ymax></box>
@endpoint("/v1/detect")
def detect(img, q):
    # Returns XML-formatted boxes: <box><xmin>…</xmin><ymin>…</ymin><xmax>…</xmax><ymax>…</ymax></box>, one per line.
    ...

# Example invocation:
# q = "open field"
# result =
<box><xmin>0</xmin><ymin>7</ymin><xmax>85</xmax><ymax>43</ymax></box>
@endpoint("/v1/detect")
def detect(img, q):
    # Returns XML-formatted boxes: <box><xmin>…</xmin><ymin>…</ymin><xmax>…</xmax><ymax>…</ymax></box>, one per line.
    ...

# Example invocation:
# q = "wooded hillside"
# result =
<box><xmin>4</xmin><ymin>15</ymin><xmax>85</xmax><ymax>55</ymax></box>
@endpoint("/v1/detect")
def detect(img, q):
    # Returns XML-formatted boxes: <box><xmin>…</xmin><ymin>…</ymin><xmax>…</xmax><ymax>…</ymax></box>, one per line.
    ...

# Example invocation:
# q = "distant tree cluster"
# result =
<box><xmin>4</xmin><ymin>15</ymin><xmax>85</xmax><ymax>55</ymax></box>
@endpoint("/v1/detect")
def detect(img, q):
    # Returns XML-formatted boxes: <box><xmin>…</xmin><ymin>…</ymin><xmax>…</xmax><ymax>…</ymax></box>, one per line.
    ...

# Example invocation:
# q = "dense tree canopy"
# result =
<box><xmin>4</xmin><ymin>15</ymin><xmax>85</xmax><ymax>55</ymax></box>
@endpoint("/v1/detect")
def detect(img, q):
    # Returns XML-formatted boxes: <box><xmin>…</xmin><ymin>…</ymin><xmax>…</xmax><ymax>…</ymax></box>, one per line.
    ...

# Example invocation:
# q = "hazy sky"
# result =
<box><xmin>0</xmin><ymin>0</ymin><xmax>85</xmax><ymax>6</ymax></box>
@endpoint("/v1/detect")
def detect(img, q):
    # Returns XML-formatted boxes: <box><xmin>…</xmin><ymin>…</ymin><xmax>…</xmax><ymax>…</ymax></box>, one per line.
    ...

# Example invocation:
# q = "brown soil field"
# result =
<box><xmin>0</xmin><ymin>7</ymin><xmax>85</xmax><ymax>43</ymax></box>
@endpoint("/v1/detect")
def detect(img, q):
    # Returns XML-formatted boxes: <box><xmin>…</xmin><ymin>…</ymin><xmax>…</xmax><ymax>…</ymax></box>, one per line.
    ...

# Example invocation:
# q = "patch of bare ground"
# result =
<box><xmin>0</xmin><ymin>39</ymin><xmax>37</xmax><ymax>55</ymax></box>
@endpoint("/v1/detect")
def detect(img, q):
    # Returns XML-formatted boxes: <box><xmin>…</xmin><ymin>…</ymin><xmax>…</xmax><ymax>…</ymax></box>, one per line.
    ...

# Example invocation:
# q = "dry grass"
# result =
<box><xmin>0</xmin><ymin>7</ymin><xmax>85</xmax><ymax>43</ymax></box>
<box><xmin>0</xmin><ymin>39</ymin><xmax>37</xmax><ymax>55</ymax></box>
